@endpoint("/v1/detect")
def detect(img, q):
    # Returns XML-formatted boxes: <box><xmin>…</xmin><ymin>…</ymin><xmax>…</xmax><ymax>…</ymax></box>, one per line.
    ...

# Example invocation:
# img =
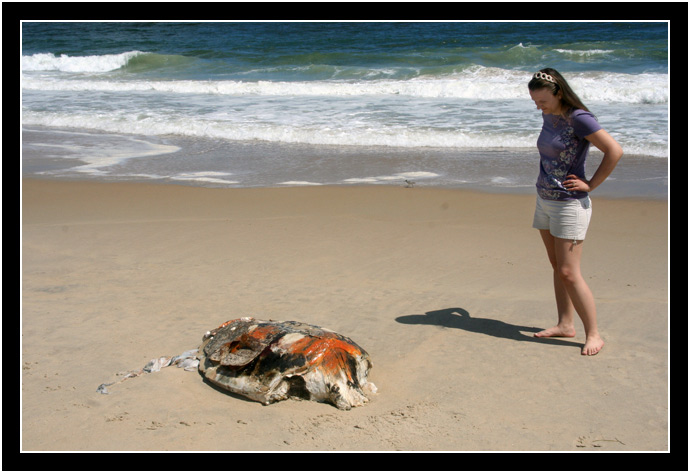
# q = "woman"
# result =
<box><xmin>528</xmin><ymin>68</ymin><xmax>623</xmax><ymax>356</ymax></box>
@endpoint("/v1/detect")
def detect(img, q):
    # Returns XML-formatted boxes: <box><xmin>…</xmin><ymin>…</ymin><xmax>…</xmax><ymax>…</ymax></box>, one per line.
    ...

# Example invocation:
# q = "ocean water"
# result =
<box><xmin>21</xmin><ymin>22</ymin><xmax>669</xmax><ymax>198</ymax></box>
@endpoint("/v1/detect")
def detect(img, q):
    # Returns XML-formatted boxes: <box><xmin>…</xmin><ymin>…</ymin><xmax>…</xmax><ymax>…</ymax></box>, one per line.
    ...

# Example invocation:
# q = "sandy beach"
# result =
<box><xmin>21</xmin><ymin>178</ymin><xmax>669</xmax><ymax>452</ymax></box>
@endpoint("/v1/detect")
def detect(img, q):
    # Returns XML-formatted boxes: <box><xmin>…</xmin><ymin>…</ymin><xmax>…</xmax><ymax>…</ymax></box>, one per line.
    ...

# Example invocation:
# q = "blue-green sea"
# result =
<box><xmin>21</xmin><ymin>22</ymin><xmax>668</xmax><ymax>197</ymax></box>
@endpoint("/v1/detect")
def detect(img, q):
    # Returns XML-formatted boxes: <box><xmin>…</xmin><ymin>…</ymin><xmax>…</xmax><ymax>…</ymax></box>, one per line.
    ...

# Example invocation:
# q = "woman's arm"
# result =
<box><xmin>564</xmin><ymin>129</ymin><xmax>624</xmax><ymax>193</ymax></box>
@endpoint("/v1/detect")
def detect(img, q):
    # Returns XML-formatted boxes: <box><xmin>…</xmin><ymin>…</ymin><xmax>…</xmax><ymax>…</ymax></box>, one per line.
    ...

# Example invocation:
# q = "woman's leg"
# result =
<box><xmin>535</xmin><ymin>229</ymin><xmax>604</xmax><ymax>355</ymax></box>
<box><xmin>534</xmin><ymin>230</ymin><xmax>577</xmax><ymax>338</ymax></box>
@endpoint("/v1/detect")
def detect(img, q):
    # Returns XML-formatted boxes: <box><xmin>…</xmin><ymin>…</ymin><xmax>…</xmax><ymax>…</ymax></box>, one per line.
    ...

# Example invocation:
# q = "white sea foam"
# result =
<box><xmin>22</xmin><ymin>127</ymin><xmax>180</xmax><ymax>173</ymax></box>
<box><xmin>21</xmin><ymin>64</ymin><xmax>668</xmax><ymax>104</ymax></box>
<box><xmin>171</xmin><ymin>176</ymin><xmax>240</xmax><ymax>185</ymax></box>
<box><xmin>343</xmin><ymin>172</ymin><xmax>440</xmax><ymax>184</ymax></box>
<box><xmin>170</xmin><ymin>171</ymin><xmax>239</xmax><ymax>184</ymax></box>
<box><xmin>21</xmin><ymin>109</ymin><xmax>667</xmax><ymax>157</ymax></box>
<box><xmin>22</xmin><ymin>51</ymin><xmax>145</xmax><ymax>73</ymax></box>
<box><xmin>179</xmin><ymin>171</ymin><xmax>233</xmax><ymax>177</ymax></box>
<box><xmin>278</xmin><ymin>181</ymin><xmax>323</xmax><ymax>186</ymax></box>
<box><xmin>489</xmin><ymin>176</ymin><xmax>530</xmax><ymax>187</ymax></box>
<box><xmin>554</xmin><ymin>48</ymin><xmax>615</xmax><ymax>56</ymax></box>
<box><xmin>20</xmin><ymin>110</ymin><xmax>537</xmax><ymax>149</ymax></box>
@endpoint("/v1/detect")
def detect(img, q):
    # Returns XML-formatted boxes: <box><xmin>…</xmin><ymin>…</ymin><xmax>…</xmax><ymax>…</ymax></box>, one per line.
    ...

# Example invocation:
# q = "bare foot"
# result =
<box><xmin>581</xmin><ymin>335</ymin><xmax>604</xmax><ymax>356</ymax></box>
<box><xmin>534</xmin><ymin>325</ymin><xmax>576</xmax><ymax>338</ymax></box>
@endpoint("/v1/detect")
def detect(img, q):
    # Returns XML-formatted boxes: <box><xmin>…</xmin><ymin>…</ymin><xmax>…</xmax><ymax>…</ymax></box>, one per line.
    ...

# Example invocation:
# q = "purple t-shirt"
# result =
<box><xmin>535</xmin><ymin>109</ymin><xmax>601</xmax><ymax>201</ymax></box>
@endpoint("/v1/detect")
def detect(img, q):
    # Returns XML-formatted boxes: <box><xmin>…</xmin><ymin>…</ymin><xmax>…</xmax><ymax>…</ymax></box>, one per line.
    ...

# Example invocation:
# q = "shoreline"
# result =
<box><xmin>22</xmin><ymin>126</ymin><xmax>668</xmax><ymax>201</ymax></box>
<box><xmin>21</xmin><ymin>178</ymin><xmax>669</xmax><ymax>451</ymax></box>
<box><xmin>20</xmin><ymin>171</ymin><xmax>668</xmax><ymax>202</ymax></box>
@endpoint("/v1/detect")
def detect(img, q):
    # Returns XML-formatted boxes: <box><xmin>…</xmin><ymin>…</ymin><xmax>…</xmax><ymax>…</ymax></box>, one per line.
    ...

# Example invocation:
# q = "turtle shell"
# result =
<box><xmin>198</xmin><ymin>317</ymin><xmax>376</xmax><ymax>409</ymax></box>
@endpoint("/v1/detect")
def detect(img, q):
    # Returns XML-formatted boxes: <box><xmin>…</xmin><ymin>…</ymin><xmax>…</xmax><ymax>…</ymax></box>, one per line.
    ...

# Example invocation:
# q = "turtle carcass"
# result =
<box><xmin>198</xmin><ymin>317</ymin><xmax>376</xmax><ymax>410</ymax></box>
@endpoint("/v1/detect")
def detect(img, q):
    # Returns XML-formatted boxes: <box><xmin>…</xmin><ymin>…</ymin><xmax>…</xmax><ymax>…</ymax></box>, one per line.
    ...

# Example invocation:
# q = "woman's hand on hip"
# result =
<box><xmin>563</xmin><ymin>174</ymin><xmax>591</xmax><ymax>192</ymax></box>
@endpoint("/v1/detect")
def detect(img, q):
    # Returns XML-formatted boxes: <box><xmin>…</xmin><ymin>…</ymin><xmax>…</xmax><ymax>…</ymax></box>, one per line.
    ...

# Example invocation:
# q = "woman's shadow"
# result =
<box><xmin>395</xmin><ymin>308</ymin><xmax>581</xmax><ymax>348</ymax></box>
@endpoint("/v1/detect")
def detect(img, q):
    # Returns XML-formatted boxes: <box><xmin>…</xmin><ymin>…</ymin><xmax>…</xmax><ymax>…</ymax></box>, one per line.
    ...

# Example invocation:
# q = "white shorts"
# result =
<box><xmin>532</xmin><ymin>195</ymin><xmax>592</xmax><ymax>241</ymax></box>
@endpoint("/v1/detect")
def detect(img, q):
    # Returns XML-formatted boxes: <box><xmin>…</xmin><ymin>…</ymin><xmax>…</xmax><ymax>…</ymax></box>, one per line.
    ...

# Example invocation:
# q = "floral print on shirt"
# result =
<box><xmin>535</xmin><ymin>110</ymin><xmax>601</xmax><ymax>201</ymax></box>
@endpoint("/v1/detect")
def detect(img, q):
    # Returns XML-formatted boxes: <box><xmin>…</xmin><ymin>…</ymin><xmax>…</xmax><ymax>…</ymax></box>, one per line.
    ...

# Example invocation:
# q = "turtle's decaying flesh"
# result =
<box><xmin>198</xmin><ymin>317</ymin><xmax>377</xmax><ymax>410</ymax></box>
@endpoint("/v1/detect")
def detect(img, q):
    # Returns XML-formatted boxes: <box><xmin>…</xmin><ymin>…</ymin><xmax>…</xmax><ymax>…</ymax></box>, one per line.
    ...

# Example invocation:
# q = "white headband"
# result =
<box><xmin>533</xmin><ymin>71</ymin><xmax>557</xmax><ymax>84</ymax></box>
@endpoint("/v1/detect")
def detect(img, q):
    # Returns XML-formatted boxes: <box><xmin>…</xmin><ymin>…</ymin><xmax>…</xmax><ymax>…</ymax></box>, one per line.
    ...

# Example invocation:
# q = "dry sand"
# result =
<box><xmin>21</xmin><ymin>178</ymin><xmax>669</xmax><ymax>452</ymax></box>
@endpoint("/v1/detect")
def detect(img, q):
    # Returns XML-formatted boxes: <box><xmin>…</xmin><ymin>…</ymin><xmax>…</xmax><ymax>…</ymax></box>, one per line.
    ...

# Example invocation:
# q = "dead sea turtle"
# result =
<box><xmin>97</xmin><ymin>318</ymin><xmax>376</xmax><ymax>410</ymax></box>
<box><xmin>199</xmin><ymin>317</ymin><xmax>376</xmax><ymax>410</ymax></box>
